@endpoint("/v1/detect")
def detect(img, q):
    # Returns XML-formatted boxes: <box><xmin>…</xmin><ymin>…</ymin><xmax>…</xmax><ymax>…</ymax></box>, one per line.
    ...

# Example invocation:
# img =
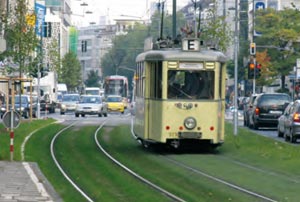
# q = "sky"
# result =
<box><xmin>71</xmin><ymin>0</ymin><xmax>191</xmax><ymax>27</ymax></box>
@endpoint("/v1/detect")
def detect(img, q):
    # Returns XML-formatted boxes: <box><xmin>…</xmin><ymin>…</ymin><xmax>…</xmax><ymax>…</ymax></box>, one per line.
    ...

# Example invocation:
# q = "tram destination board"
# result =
<box><xmin>2</xmin><ymin>110</ymin><xmax>21</xmax><ymax>129</ymax></box>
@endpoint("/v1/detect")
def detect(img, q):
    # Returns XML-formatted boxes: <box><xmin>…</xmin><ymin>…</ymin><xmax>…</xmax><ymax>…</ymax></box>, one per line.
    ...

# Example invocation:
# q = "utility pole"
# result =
<box><xmin>233</xmin><ymin>0</ymin><xmax>239</xmax><ymax>135</ymax></box>
<box><xmin>172</xmin><ymin>0</ymin><xmax>176</xmax><ymax>40</ymax></box>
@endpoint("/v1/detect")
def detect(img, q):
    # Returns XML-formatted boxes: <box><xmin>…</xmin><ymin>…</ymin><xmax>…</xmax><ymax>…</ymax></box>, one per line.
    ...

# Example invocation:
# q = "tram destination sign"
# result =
<box><xmin>179</xmin><ymin>63</ymin><xmax>203</xmax><ymax>70</ymax></box>
<box><xmin>182</xmin><ymin>38</ymin><xmax>200</xmax><ymax>51</ymax></box>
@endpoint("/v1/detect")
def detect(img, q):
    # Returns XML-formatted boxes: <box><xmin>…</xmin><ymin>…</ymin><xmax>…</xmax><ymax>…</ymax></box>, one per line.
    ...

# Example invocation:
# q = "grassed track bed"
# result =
<box><xmin>20</xmin><ymin>120</ymin><xmax>300</xmax><ymax>202</ymax></box>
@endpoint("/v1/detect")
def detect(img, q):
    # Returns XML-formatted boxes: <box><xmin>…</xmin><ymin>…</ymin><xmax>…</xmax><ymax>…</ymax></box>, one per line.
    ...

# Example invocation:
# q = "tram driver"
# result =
<box><xmin>168</xmin><ymin>71</ymin><xmax>214</xmax><ymax>99</ymax></box>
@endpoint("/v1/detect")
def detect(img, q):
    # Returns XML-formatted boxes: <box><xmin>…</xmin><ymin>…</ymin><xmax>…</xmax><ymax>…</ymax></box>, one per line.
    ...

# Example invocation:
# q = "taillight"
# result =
<box><xmin>255</xmin><ymin>107</ymin><xmax>260</xmax><ymax>115</ymax></box>
<box><xmin>293</xmin><ymin>113</ymin><xmax>300</xmax><ymax>123</ymax></box>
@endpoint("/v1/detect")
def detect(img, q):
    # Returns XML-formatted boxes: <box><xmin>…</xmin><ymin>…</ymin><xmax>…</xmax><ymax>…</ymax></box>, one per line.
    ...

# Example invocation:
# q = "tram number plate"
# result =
<box><xmin>179</xmin><ymin>132</ymin><xmax>202</xmax><ymax>139</ymax></box>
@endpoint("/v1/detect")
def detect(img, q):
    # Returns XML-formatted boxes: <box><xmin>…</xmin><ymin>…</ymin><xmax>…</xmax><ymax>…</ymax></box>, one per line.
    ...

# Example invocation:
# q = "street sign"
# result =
<box><xmin>255</xmin><ymin>2</ymin><xmax>265</xmax><ymax>10</ymax></box>
<box><xmin>2</xmin><ymin>111</ymin><xmax>21</xmax><ymax>129</ymax></box>
<box><xmin>254</xmin><ymin>2</ymin><xmax>265</xmax><ymax>36</ymax></box>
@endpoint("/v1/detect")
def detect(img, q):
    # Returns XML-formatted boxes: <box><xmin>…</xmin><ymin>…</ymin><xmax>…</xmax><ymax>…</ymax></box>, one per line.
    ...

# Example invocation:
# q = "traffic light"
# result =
<box><xmin>250</xmin><ymin>42</ymin><xmax>256</xmax><ymax>55</ymax></box>
<box><xmin>256</xmin><ymin>63</ymin><xmax>262</xmax><ymax>78</ymax></box>
<box><xmin>248</xmin><ymin>62</ymin><xmax>255</xmax><ymax>79</ymax></box>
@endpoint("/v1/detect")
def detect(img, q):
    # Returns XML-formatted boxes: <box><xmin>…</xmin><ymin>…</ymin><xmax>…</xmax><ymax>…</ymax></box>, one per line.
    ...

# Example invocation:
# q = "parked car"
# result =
<box><xmin>75</xmin><ymin>95</ymin><xmax>108</xmax><ymax>117</ymax></box>
<box><xmin>277</xmin><ymin>102</ymin><xmax>294</xmax><ymax>137</ymax></box>
<box><xmin>277</xmin><ymin>100</ymin><xmax>300</xmax><ymax>143</ymax></box>
<box><xmin>248</xmin><ymin>93</ymin><xmax>291</xmax><ymax>129</ymax></box>
<box><xmin>243</xmin><ymin>93</ymin><xmax>259</xmax><ymax>127</ymax></box>
<box><xmin>0</xmin><ymin>95</ymin><xmax>37</xmax><ymax>119</ymax></box>
<box><xmin>60</xmin><ymin>94</ymin><xmax>80</xmax><ymax>115</ymax></box>
<box><xmin>106</xmin><ymin>95</ymin><xmax>125</xmax><ymax>114</ymax></box>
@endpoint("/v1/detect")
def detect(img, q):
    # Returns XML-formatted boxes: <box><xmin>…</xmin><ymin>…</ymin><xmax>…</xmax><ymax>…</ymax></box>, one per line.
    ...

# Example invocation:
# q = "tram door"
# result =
<box><xmin>146</xmin><ymin>62</ymin><xmax>163</xmax><ymax>140</ymax></box>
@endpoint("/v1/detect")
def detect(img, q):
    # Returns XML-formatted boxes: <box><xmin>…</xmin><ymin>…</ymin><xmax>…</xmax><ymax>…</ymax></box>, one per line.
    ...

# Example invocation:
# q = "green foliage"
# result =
<box><xmin>48</xmin><ymin>40</ymin><xmax>61</xmax><ymax>73</ymax></box>
<box><xmin>254</xmin><ymin>7</ymin><xmax>300</xmax><ymax>88</ymax></box>
<box><xmin>0</xmin><ymin>0</ymin><xmax>39</xmax><ymax>76</ymax></box>
<box><xmin>85</xmin><ymin>70</ymin><xmax>100</xmax><ymax>87</ymax></box>
<box><xmin>61</xmin><ymin>52</ymin><xmax>81</xmax><ymax>91</ymax></box>
<box><xmin>199</xmin><ymin>1</ymin><xmax>233</xmax><ymax>52</ymax></box>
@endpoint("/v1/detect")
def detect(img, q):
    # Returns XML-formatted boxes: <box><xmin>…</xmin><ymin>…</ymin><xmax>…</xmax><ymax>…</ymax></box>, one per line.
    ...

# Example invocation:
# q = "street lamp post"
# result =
<box><xmin>233</xmin><ymin>0</ymin><xmax>239</xmax><ymax>135</ymax></box>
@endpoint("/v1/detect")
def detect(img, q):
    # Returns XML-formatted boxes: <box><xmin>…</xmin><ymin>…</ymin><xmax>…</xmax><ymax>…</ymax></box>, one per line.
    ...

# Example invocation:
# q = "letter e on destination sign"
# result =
<box><xmin>182</xmin><ymin>39</ymin><xmax>200</xmax><ymax>51</ymax></box>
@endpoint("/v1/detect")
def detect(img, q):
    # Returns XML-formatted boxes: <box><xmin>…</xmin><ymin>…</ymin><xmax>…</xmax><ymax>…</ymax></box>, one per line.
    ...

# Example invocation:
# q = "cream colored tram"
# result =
<box><xmin>133</xmin><ymin>38</ymin><xmax>227</xmax><ymax>148</ymax></box>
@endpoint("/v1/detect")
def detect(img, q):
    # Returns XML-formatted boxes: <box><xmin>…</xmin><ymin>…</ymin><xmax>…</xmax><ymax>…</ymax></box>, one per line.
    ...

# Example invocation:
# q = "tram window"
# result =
<box><xmin>168</xmin><ymin>70</ymin><xmax>214</xmax><ymax>99</ymax></box>
<box><xmin>149</xmin><ymin>62</ymin><xmax>162</xmax><ymax>99</ymax></box>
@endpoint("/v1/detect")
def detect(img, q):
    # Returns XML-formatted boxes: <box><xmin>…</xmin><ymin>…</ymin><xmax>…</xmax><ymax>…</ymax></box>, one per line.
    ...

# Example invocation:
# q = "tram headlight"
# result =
<box><xmin>184</xmin><ymin>117</ymin><xmax>196</xmax><ymax>130</ymax></box>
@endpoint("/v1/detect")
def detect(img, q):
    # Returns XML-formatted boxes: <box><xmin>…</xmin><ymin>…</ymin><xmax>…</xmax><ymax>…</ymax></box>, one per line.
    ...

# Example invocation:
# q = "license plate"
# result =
<box><xmin>269</xmin><ymin>110</ymin><xmax>282</xmax><ymax>114</ymax></box>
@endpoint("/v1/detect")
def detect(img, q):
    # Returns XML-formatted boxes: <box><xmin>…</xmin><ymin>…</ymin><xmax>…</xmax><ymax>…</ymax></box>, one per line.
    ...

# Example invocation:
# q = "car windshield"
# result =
<box><xmin>80</xmin><ymin>96</ymin><xmax>101</xmax><ymax>103</ymax></box>
<box><xmin>260</xmin><ymin>95</ymin><xmax>290</xmax><ymax>105</ymax></box>
<box><xmin>13</xmin><ymin>96</ymin><xmax>28</xmax><ymax>104</ymax></box>
<box><xmin>107</xmin><ymin>96</ymin><xmax>122</xmax><ymax>102</ymax></box>
<box><xmin>62</xmin><ymin>95</ymin><xmax>79</xmax><ymax>102</ymax></box>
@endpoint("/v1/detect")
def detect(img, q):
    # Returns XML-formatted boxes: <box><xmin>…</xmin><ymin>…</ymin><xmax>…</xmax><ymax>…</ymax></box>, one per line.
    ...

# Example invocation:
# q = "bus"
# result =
<box><xmin>104</xmin><ymin>75</ymin><xmax>129</xmax><ymax>108</ymax></box>
<box><xmin>133</xmin><ymin>38</ymin><xmax>227</xmax><ymax>149</ymax></box>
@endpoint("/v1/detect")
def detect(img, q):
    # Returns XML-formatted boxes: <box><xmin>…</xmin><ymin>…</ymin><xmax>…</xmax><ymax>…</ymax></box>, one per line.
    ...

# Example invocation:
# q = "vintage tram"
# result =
<box><xmin>133</xmin><ymin>38</ymin><xmax>227</xmax><ymax>149</ymax></box>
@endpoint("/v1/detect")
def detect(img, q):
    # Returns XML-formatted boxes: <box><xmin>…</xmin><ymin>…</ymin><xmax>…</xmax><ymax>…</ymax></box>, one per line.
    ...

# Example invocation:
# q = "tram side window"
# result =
<box><xmin>149</xmin><ymin>62</ymin><xmax>162</xmax><ymax>99</ymax></box>
<box><xmin>168</xmin><ymin>70</ymin><xmax>214</xmax><ymax>99</ymax></box>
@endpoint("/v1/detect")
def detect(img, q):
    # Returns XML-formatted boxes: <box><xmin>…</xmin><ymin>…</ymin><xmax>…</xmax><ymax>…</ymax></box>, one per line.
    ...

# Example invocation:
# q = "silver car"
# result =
<box><xmin>277</xmin><ymin>101</ymin><xmax>293</xmax><ymax>138</ymax></box>
<box><xmin>277</xmin><ymin>100</ymin><xmax>300</xmax><ymax>143</ymax></box>
<box><xmin>75</xmin><ymin>95</ymin><xmax>108</xmax><ymax>117</ymax></box>
<box><xmin>60</xmin><ymin>94</ymin><xmax>80</xmax><ymax>114</ymax></box>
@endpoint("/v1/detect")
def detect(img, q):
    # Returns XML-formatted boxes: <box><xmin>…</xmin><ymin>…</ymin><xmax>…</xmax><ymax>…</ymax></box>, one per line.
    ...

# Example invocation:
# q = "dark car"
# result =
<box><xmin>0</xmin><ymin>95</ymin><xmax>37</xmax><ymax>119</ymax></box>
<box><xmin>248</xmin><ymin>93</ymin><xmax>291</xmax><ymax>129</ymax></box>
<box><xmin>277</xmin><ymin>100</ymin><xmax>300</xmax><ymax>143</ymax></box>
<box><xmin>243</xmin><ymin>94</ymin><xmax>259</xmax><ymax>127</ymax></box>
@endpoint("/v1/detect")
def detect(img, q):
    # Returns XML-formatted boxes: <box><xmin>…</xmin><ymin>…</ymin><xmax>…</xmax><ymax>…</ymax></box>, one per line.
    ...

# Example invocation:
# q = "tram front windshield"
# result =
<box><xmin>167</xmin><ymin>70</ymin><xmax>214</xmax><ymax>100</ymax></box>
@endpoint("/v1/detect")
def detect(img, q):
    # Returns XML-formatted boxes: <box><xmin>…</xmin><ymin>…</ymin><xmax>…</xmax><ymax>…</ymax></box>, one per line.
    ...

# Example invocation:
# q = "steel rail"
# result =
<box><xmin>94</xmin><ymin>121</ymin><xmax>187</xmax><ymax>202</ymax></box>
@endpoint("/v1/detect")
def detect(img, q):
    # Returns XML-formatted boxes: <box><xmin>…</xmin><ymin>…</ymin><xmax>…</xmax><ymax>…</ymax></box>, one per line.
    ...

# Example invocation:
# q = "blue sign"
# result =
<box><xmin>35</xmin><ymin>3</ymin><xmax>46</xmax><ymax>36</ymax></box>
<box><xmin>255</xmin><ymin>2</ymin><xmax>265</xmax><ymax>10</ymax></box>
<box><xmin>254</xmin><ymin>2</ymin><xmax>265</xmax><ymax>36</ymax></box>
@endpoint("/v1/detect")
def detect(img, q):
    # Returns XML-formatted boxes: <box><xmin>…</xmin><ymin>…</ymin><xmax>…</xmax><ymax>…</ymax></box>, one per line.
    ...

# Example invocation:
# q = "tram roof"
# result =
<box><xmin>136</xmin><ymin>49</ymin><xmax>227</xmax><ymax>63</ymax></box>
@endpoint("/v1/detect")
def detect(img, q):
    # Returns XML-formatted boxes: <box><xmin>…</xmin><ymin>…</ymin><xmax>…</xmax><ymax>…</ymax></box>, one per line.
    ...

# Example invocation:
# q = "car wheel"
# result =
<box><xmin>60</xmin><ymin>111</ymin><xmax>65</xmax><ymax>115</ymax></box>
<box><xmin>75</xmin><ymin>113</ymin><xmax>79</xmax><ymax>117</ymax></box>
<box><xmin>253</xmin><ymin>120</ymin><xmax>259</xmax><ymax>130</ymax></box>
<box><xmin>81</xmin><ymin>114</ymin><xmax>85</xmax><ymax>117</ymax></box>
<box><xmin>283</xmin><ymin>133</ymin><xmax>289</xmax><ymax>142</ymax></box>
<box><xmin>277</xmin><ymin>127</ymin><xmax>284</xmax><ymax>137</ymax></box>
<box><xmin>104</xmin><ymin>113</ymin><xmax>107</xmax><ymax>117</ymax></box>
<box><xmin>24</xmin><ymin>110</ymin><xmax>29</xmax><ymax>119</ymax></box>
<box><xmin>290</xmin><ymin>129</ymin><xmax>296</xmax><ymax>143</ymax></box>
<box><xmin>98</xmin><ymin>113</ymin><xmax>102</xmax><ymax>117</ymax></box>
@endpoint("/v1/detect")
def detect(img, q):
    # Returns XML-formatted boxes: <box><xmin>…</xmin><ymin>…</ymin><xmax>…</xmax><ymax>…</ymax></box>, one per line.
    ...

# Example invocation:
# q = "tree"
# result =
<box><xmin>0</xmin><ymin>0</ymin><xmax>39</xmax><ymax>77</ymax></box>
<box><xmin>85</xmin><ymin>70</ymin><xmax>100</xmax><ymax>87</ymax></box>
<box><xmin>61</xmin><ymin>52</ymin><xmax>81</xmax><ymax>92</ymax></box>
<box><xmin>199</xmin><ymin>1</ymin><xmax>233</xmax><ymax>52</ymax></box>
<box><xmin>254</xmin><ymin>6</ymin><xmax>300</xmax><ymax>91</ymax></box>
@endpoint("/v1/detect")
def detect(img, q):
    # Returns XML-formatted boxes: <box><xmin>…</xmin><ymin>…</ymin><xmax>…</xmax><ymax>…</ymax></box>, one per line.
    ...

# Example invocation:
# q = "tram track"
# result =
<box><xmin>43</xmin><ymin>116</ymin><xmax>293</xmax><ymax>202</ymax></box>
<box><xmin>50</xmin><ymin>119</ymin><xmax>187</xmax><ymax>202</ymax></box>
<box><xmin>50</xmin><ymin>120</ymin><xmax>94</xmax><ymax>202</ymax></box>
<box><xmin>129</xmin><ymin>118</ymin><xmax>278</xmax><ymax>202</ymax></box>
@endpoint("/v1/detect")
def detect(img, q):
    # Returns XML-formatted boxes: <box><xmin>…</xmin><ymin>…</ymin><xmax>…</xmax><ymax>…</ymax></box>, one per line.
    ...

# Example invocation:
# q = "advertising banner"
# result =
<box><xmin>35</xmin><ymin>3</ymin><xmax>46</xmax><ymax>36</ymax></box>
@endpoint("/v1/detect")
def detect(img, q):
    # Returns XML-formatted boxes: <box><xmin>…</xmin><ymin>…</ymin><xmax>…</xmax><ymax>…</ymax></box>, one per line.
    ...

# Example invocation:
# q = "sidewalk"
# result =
<box><xmin>0</xmin><ymin>161</ymin><xmax>61</xmax><ymax>202</ymax></box>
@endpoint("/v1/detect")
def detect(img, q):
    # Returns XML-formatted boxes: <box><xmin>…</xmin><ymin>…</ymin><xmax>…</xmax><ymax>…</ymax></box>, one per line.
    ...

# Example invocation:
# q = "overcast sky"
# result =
<box><xmin>71</xmin><ymin>0</ymin><xmax>190</xmax><ymax>27</ymax></box>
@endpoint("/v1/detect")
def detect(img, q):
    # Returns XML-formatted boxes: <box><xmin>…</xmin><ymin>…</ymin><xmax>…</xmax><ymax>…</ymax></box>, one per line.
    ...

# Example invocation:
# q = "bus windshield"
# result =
<box><xmin>167</xmin><ymin>70</ymin><xmax>215</xmax><ymax>100</ymax></box>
